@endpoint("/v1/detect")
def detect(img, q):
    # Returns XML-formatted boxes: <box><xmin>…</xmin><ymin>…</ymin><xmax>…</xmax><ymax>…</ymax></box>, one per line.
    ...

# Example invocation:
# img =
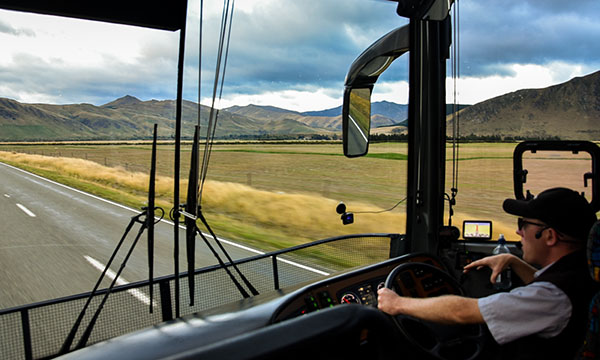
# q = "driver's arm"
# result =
<box><xmin>464</xmin><ymin>253</ymin><xmax>537</xmax><ymax>284</ymax></box>
<box><xmin>377</xmin><ymin>288</ymin><xmax>484</xmax><ymax>325</ymax></box>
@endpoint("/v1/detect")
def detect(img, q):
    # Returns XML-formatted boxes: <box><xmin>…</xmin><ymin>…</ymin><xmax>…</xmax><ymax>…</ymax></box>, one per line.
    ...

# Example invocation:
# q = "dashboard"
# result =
<box><xmin>272</xmin><ymin>253</ymin><xmax>454</xmax><ymax>322</ymax></box>
<box><xmin>61</xmin><ymin>252</ymin><xmax>467</xmax><ymax>360</ymax></box>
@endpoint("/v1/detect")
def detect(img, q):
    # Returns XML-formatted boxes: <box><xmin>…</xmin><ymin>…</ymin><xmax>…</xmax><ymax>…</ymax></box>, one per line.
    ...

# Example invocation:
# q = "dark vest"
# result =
<box><xmin>497</xmin><ymin>250</ymin><xmax>599</xmax><ymax>360</ymax></box>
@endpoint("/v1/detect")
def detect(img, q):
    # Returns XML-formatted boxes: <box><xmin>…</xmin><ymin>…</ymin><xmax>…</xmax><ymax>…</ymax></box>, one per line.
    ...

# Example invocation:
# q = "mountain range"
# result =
<box><xmin>0</xmin><ymin>94</ymin><xmax>406</xmax><ymax>141</ymax></box>
<box><xmin>0</xmin><ymin>70</ymin><xmax>598</xmax><ymax>141</ymax></box>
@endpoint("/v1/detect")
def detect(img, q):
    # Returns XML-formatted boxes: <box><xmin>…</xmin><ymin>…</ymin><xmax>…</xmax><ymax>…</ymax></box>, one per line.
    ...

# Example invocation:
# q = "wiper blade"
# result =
<box><xmin>147</xmin><ymin>124</ymin><xmax>158</xmax><ymax>312</ymax></box>
<box><xmin>184</xmin><ymin>125</ymin><xmax>200</xmax><ymax>306</ymax></box>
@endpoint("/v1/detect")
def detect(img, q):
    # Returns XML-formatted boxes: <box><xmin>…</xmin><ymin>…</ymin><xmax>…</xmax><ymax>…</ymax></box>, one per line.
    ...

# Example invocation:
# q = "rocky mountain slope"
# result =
<box><xmin>449</xmin><ymin>70</ymin><xmax>600</xmax><ymax>140</ymax></box>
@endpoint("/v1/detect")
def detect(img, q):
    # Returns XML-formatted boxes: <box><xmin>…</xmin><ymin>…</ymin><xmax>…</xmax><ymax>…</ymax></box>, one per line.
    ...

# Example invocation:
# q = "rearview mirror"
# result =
<box><xmin>342</xmin><ymin>87</ymin><xmax>372</xmax><ymax>157</ymax></box>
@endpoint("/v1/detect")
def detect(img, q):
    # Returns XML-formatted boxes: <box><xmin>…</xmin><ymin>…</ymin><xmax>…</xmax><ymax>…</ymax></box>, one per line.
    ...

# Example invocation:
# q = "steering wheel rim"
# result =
<box><xmin>384</xmin><ymin>262</ymin><xmax>484</xmax><ymax>360</ymax></box>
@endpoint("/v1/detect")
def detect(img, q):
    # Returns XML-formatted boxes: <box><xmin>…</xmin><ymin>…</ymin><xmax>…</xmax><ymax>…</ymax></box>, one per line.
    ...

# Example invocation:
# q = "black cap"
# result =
<box><xmin>503</xmin><ymin>187</ymin><xmax>597</xmax><ymax>241</ymax></box>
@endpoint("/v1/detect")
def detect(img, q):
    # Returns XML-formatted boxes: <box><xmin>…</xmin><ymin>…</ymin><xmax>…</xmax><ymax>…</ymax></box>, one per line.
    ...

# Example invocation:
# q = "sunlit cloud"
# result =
<box><xmin>447</xmin><ymin>62</ymin><xmax>591</xmax><ymax>105</ymax></box>
<box><xmin>212</xmin><ymin>87</ymin><xmax>343</xmax><ymax>112</ymax></box>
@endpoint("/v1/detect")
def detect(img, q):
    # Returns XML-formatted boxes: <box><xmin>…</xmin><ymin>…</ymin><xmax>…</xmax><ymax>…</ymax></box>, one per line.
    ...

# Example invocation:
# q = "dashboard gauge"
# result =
<box><xmin>340</xmin><ymin>292</ymin><xmax>361</xmax><ymax>304</ymax></box>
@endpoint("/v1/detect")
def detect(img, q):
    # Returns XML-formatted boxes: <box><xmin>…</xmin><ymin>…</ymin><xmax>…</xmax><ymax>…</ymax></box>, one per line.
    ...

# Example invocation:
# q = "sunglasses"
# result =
<box><xmin>517</xmin><ymin>218</ymin><xmax>546</xmax><ymax>230</ymax></box>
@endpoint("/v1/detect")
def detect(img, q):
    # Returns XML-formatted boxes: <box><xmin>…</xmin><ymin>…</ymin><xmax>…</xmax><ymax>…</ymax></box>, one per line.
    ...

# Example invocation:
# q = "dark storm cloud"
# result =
<box><xmin>183</xmin><ymin>0</ymin><xmax>406</xmax><ymax>99</ymax></box>
<box><xmin>192</xmin><ymin>0</ymin><xmax>600</xmax><ymax>100</ymax></box>
<box><xmin>458</xmin><ymin>0</ymin><xmax>600</xmax><ymax>76</ymax></box>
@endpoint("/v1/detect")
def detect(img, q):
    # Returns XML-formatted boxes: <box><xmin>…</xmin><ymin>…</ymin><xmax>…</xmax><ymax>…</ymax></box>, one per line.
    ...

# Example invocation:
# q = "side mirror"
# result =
<box><xmin>342</xmin><ymin>25</ymin><xmax>409</xmax><ymax>157</ymax></box>
<box><xmin>342</xmin><ymin>87</ymin><xmax>372</xmax><ymax>157</ymax></box>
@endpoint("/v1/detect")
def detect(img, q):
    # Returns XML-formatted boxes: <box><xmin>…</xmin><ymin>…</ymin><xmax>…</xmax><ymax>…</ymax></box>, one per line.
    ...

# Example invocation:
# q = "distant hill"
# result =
<box><xmin>1</xmin><ymin>71</ymin><xmax>598</xmax><ymax>141</ymax></box>
<box><xmin>225</xmin><ymin>101</ymin><xmax>409</xmax><ymax>131</ymax></box>
<box><xmin>449</xmin><ymin>70</ymin><xmax>600</xmax><ymax>140</ymax></box>
<box><xmin>0</xmin><ymin>97</ymin><xmax>334</xmax><ymax>141</ymax></box>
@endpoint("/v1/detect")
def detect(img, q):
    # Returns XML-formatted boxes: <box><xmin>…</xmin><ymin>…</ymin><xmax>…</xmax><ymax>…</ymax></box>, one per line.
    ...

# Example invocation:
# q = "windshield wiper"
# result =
<box><xmin>59</xmin><ymin>124</ymin><xmax>163</xmax><ymax>354</ymax></box>
<box><xmin>184</xmin><ymin>125</ymin><xmax>200</xmax><ymax>305</ymax></box>
<box><xmin>147</xmin><ymin>124</ymin><xmax>158</xmax><ymax>312</ymax></box>
<box><xmin>183</xmin><ymin>126</ymin><xmax>258</xmax><ymax>303</ymax></box>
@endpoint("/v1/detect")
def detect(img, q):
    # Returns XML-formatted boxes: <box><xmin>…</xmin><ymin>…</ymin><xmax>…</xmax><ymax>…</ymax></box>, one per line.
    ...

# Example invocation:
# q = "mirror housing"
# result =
<box><xmin>394</xmin><ymin>0</ymin><xmax>453</xmax><ymax>20</ymax></box>
<box><xmin>342</xmin><ymin>25</ymin><xmax>409</xmax><ymax>157</ymax></box>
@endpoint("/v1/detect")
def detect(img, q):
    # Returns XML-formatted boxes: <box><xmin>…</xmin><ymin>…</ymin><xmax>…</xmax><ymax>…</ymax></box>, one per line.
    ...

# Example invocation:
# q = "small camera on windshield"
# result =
<box><xmin>336</xmin><ymin>202</ymin><xmax>354</xmax><ymax>225</ymax></box>
<box><xmin>341</xmin><ymin>212</ymin><xmax>354</xmax><ymax>225</ymax></box>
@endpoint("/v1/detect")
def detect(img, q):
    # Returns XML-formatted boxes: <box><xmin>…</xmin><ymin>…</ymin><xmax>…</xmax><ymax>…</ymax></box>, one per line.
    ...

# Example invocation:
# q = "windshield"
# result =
<box><xmin>0</xmin><ymin>0</ymin><xmax>408</xmax><ymax>310</ymax></box>
<box><xmin>1</xmin><ymin>1</ymin><xmax>600</xmax><ymax>359</ymax></box>
<box><xmin>1</xmin><ymin>0</ymin><xmax>599</xmax><ymax>310</ymax></box>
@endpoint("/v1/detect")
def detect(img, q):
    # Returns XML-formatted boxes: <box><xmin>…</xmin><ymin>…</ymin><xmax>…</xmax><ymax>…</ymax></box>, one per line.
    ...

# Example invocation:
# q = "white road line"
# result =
<box><xmin>84</xmin><ymin>255</ymin><xmax>155</xmax><ymax>307</ymax></box>
<box><xmin>349</xmin><ymin>114</ymin><xmax>369</xmax><ymax>143</ymax></box>
<box><xmin>1</xmin><ymin>162</ymin><xmax>137</xmax><ymax>213</ymax></box>
<box><xmin>16</xmin><ymin>203</ymin><xmax>36</xmax><ymax>217</ymax></box>
<box><xmin>3</xmin><ymin>193</ymin><xmax>10</xmax><ymax>198</ymax></box>
<box><xmin>1</xmin><ymin>161</ymin><xmax>329</xmax><ymax>276</ymax></box>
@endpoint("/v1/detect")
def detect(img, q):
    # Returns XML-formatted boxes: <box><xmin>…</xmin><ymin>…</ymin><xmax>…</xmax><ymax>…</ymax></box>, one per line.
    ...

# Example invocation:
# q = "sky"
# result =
<box><xmin>0</xmin><ymin>0</ymin><xmax>599</xmax><ymax>112</ymax></box>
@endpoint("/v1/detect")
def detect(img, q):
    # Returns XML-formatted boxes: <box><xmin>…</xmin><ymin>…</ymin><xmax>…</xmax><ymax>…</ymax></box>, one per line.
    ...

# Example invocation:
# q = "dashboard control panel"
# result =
<box><xmin>272</xmin><ymin>254</ymin><xmax>453</xmax><ymax>322</ymax></box>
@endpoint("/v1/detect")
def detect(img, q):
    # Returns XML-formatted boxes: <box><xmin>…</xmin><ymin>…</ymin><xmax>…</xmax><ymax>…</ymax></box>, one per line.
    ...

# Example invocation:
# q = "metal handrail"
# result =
<box><xmin>0</xmin><ymin>233</ymin><xmax>401</xmax><ymax>360</ymax></box>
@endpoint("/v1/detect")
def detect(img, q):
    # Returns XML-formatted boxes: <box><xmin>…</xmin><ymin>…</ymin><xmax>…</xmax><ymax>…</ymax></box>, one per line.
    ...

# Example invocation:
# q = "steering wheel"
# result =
<box><xmin>384</xmin><ymin>262</ymin><xmax>484</xmax><ymax>360</ymax></box>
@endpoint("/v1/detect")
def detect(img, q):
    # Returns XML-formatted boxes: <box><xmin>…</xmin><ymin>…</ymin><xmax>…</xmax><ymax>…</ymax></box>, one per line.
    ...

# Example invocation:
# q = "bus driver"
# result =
<box><xmin>377</xmin><ymin>187</ymin><xmax>598</xmax><ymax>359</ymax></box>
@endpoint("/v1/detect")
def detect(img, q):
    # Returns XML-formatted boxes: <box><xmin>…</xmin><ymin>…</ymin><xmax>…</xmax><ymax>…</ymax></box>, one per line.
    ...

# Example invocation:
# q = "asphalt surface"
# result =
<box><xmin>0</xmin><ymin>161</ymin><xmax>327</xmax><ymax>310</ymax></box>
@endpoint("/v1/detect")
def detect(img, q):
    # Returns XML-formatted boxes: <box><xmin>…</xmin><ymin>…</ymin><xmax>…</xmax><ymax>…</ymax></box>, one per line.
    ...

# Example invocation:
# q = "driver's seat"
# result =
<box><xmin>576</xmin><ymin>220</ymin><xmax>600</xmax><ymax>359</ymax></box>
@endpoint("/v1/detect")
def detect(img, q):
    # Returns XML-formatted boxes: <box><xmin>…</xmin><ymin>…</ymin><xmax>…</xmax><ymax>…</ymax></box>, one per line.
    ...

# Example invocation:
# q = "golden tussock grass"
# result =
<box><xmin>202</xmin><ymin>180</ymin><xmax>405</xmax><ymax>238</ymax></box>
<box><xmin>0</xmin><ymin>151</ymin><xmax>406</xmax><ymax>249</ymax></box>
<box><xmin>0</xmin><ymin>151</ymin><xmax>173</xmax><ymax>197</ymax></box>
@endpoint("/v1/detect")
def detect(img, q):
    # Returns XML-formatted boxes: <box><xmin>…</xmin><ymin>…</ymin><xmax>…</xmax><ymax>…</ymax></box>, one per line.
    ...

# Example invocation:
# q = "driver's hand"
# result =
<box><xmin>463</xmin><ymin>253</ymin><xmax>513</xmax><ymax>285</ymax></box>
<box><xmin>377</xmin><ymin>288</ymin><xmax>403</xmax><ymax>315</ymax></box>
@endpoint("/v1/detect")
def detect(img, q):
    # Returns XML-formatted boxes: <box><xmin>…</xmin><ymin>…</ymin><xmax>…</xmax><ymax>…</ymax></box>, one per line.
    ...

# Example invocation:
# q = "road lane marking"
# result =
<box><xmin>1</xmin><ymin>162</ymin><xmax>136</xmax><ymax>213</ymax></box>
<box><xmin>4</xmin><ymin>193</ymin><xmax>10</xmax><ymax>198</ymax></box>
<box><xmin>276</xmin><ymin>258</ymin><xmax>330</xmax><ymax>276</ymax></box>
<box><xmin>84</xmin><ymin>255</ymin><xmax>155</xmax><ymax>307</ymax></box>
<box><xmin>16</xmin><ymin>203</ymin><xmax>36</xmax><ymax>217</ymax></box>
<box><xmin>1</xmin><ymin>161</ymin><xmax>329</xmax><ymax>276</ymax></box>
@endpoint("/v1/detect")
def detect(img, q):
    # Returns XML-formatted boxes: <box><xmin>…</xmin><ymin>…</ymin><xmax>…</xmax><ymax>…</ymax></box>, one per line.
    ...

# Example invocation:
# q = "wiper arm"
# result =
<box><xmin>75</xmin><ymin>213</ymin><xmax>148</xmax><ymax>350</ymax></box>
<box><xmin>183</xmin><ymin>124</ymin><xmax>258</xmax><ymax>300</ymax></box>
<box><xmin>60</xmin><ymin>124</ymin><xmax>162</xmax><ymax>354</ymax></box>
<box><xmin>58</xmin><ymin>212</ymin><xmax>142</xmax><ymax>355</ymax></box>
<box><xmin>197</xmin><ymin>210</ymin><xmax>259</xmax><ymax>296</ymax></box>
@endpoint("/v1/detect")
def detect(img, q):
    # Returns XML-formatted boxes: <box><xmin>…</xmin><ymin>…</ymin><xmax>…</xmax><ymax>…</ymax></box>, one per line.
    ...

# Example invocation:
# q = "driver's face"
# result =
<box><xmin>516</xmin><ymin>218</ymin><xmax>546</xmax><ymax>265</ymax></box>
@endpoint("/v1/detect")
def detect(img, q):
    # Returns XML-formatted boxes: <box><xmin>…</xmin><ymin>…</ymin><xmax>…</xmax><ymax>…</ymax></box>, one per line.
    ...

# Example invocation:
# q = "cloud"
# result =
<box><xmin>0</xmin><ymin>10</ymin><xmax>181</xmax><ymax>105</ymax></box>
<box><xmin>214</xmin><ymin>87</ymin><xmax>343</xmax><ymax>112</ymax></box>
<box><xmin>0</xmin><ymin>0</ymin><xmax>598</xmax><ymax>109</ymax></box>
<box><xmin>0</xmin><ymin>50</ymin><xmax>177</xmax><ymax>105</ymax></box>
<box><xmin>0</xmin><ymin>19</ymin><xmax>34</xmax><ymax>36</ymax></box>
<box><xmin>458</xmin><ymin>0</ymin><xmax>600</xmax><ymax>77</ymax></box>
<box><xmin>182</xmin><ymin>0</ymin><xmax>405</xmax><ymax>105</ymax></box>
<box><xmin>447</xmin><ymin>62</ymin><xmax>592</xmax><ymax>105</ymax></box>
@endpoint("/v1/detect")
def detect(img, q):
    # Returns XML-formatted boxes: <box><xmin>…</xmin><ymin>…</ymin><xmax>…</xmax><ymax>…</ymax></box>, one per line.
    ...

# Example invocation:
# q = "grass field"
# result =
<box><xmin>1</xmin><ymin>141</ymin><xmax>595</xmax><ymax>250</ymax></box>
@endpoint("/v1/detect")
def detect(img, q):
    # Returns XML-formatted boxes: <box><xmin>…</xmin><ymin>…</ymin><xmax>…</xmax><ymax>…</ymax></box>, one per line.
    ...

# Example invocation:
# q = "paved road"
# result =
<box><xmin>0</xmin><ymin>162</ymin><xmax>327</xmax><ymax>310</ymax></box>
